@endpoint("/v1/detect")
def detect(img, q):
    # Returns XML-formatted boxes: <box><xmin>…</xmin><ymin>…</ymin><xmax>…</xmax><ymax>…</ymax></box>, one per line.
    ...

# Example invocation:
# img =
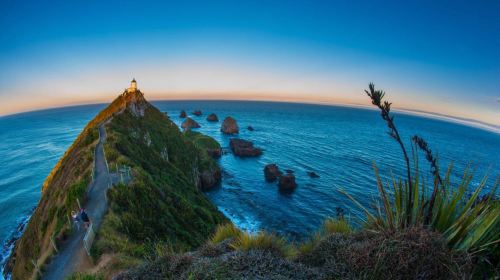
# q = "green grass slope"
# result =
<box><xmin>6</xmin><ymin>90</ymin><xmax>227</xmax><ymax>279</ymax></box>
<box><xmin>89</xmin><ymin>92</ymin><xmax>227</xmax><ymax>270</ymax></box>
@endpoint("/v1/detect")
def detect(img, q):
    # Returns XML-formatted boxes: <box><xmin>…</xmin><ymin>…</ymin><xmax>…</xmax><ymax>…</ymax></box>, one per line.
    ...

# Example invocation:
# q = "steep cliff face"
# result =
<box><xmin>6</xmin><ymin>90</ymin><xmax>226</xmax><ymax>279</ymax></box>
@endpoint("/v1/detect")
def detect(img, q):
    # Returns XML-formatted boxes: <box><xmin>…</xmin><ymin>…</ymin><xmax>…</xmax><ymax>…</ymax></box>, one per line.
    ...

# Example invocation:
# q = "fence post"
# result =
<box><xmin>77</xmin><ymin>198</ymin><xmax>82</xmax><ymax>210</ymax></box>
<box><xmin>67</xmin><ymin>214</ymin><xmax>72</xmax><ymax>228</ymax></box>
<box><xmin>31</xmin><ymin>259</ymin><xmax>42</xmax><ymax>278</ymax></box>
<box><xmin>50</xmin><ymin>235</ymin><xmax>58</xmax><ymax>253</ymax></box>
<box><xmin>83</xmin><ymin>223</ymin><xmax>96</xmax><ymax>257</ymax></box>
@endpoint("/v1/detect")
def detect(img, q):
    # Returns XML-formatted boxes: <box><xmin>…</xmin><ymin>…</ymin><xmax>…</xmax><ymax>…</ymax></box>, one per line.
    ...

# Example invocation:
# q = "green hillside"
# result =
<box><xmin>6</xmin><ymin>90</ymin><xmax>226</xmax><ymax>279</ymax></box>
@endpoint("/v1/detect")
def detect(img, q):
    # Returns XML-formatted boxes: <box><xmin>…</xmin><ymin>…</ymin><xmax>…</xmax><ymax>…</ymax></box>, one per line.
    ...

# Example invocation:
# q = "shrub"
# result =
<box><xmin>298</xmin><ymin>227</ymin><xmax>469</xmax><ymax>279</ymax></box>
<box><xmin>210</xmin><ymin>223</ymin><xmax>242</xmax><ymax>244</ymax></box>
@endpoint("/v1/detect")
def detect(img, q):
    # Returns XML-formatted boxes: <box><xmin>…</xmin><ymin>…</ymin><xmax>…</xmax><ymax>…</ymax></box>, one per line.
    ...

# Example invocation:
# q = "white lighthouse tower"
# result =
<box><xmin>127</xmin><ymin>78</ymin><xmax>138</xmax><ymax>93</ymax></box>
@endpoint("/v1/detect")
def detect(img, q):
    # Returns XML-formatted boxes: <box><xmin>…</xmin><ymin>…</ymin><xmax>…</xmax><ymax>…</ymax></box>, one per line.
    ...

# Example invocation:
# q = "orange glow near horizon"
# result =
<box><xmin>2</xmin><ymin>87</ymin><xmax>499</xmax><ymax>132</ymax></box>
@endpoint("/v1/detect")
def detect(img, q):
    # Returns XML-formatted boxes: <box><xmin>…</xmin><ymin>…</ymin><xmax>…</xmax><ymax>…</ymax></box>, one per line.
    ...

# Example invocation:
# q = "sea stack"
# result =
<box><xmin>229</xmin><ymin>139</ymin><xmax>262</xmax><ymax>157</ymax></box>
<box><xmin>207</xmin><ymin>113</ymin><xmax>219</xmax><ymax>122</ymax></box>
<box><xmin>181</xmin><ymin>117</ymin><xmax>201</xmax><ymax>130</ymax></box>
<box><xmin>180</xmin><ymin>110</ymin><xmax>187</xmax><ymax>118</ymax></box>
<box><xmin>307</xmin><ymin>171</ymin><xmax>320</xmax><ymax>178</ymax></box>
<box><xmin>278</xmin><ymin>173</ymin><xmax>297</xmax><ymax>191</ymax></box>
<box><xmin>193</xmin><ymin>110</ymin><xmax>202</xmax><ymax>116</ymax></box>
<box><xmin>264</xmin><ymin>164</ymin><xmax>282</xmax><ymax>182</ymax></box>
<box><xmin>221</xmin><ymin>116</ymin><xmax>239</xmax><ymax>134</ymax></box>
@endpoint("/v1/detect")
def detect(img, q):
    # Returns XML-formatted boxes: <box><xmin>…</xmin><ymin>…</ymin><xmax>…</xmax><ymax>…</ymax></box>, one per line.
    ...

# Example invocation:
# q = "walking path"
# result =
<box><xmin>42</xmin><ymin>123</ymin><xmax>118</xmax><ymax>280</ymax></box>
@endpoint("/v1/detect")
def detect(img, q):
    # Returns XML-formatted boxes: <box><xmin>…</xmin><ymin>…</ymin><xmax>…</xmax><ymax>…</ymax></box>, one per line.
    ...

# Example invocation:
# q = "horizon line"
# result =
<box><xmin>2</xmin><ymin>96</ymin><xmax>499</xmax><ymax>135</ymax></box>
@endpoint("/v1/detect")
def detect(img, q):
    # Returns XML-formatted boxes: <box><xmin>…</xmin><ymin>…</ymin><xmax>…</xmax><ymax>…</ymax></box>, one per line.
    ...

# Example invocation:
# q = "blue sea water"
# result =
<box><xmin>0</xmin><ymin>101</ymin><xmax>499</xmax><ymax>274</ymax></box>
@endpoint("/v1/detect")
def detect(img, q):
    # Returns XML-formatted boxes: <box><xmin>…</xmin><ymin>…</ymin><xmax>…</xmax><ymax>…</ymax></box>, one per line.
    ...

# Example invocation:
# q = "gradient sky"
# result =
<box><xmin>1</xmin><ymin>0</ymin><xmax>499</xmax><ymax>126</ymax></box>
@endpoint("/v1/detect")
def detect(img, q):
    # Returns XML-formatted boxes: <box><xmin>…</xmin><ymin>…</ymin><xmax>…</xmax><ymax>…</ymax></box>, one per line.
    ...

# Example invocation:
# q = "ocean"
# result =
<box><xmin>1</xmin><ymin>100</ymin><xmax>499</xmax><ymax>275</ymax></box>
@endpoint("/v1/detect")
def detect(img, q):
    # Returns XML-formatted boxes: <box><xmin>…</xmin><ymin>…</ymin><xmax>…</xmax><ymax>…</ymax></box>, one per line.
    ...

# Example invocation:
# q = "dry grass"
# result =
<box><xmin>231</xmin><ymin>231</ymin><xmax>296</xmax><ymax>258</ymax></box>
<box><xmin>210</xmin><ymin>223</ymin><xmax>242</xmax><ymax>244</ymax></box>
<box><xmin>323</xmin><ymin>218</ymin><xmax>352</xmax><ymax>235</ymax></box>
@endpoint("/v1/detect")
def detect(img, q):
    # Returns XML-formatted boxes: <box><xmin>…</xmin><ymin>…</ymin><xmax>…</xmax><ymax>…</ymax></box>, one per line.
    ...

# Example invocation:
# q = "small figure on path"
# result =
<box><xmin>80</xmin><ymin>208</ymin><xmax>91</xmax><ymax>229</ymax></box>
<box><xmin>71</xmin><ymin>210</ymin><xmax>80</xmax><ymax>231</ymax></box>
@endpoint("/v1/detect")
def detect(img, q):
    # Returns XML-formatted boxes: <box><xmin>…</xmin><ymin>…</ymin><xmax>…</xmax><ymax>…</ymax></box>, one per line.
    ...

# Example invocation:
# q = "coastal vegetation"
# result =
<box><xmin>5</xmin><ymin>90</ymin><xmax>226</xmax><ymax>279</ymax></box>
<box><xmin>6</xmin><ymin>84</ymin><xmax>498</xmax><ymax>279</ymax></box>
<box><xmin>347</xmin><ymin>83</ymin><xmax>500</xmax><ymax>271</ymax></box>
<box><xmin>89</xmin><ymin>91</ymin><xmax>226</xmax><ymax>275</ymax></box>
<box><xmin>114</xmin><ymin>84</ymin><xmax>499</xmax><ymax>279</ymax></box>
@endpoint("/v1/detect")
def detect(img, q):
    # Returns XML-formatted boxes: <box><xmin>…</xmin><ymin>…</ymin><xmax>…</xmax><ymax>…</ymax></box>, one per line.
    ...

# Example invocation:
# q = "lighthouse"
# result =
<box><xmin>127</xmin><ymin>78</ymin><xmax>138</xmax><ymax>93</ymax></box>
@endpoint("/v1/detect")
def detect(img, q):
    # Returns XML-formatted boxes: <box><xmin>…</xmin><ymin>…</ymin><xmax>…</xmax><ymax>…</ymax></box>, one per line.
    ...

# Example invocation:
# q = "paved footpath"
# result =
<box><xmin>43</xmin><ymin>123</ymin><xmax>118</xmax><ymax>280</ymax></box>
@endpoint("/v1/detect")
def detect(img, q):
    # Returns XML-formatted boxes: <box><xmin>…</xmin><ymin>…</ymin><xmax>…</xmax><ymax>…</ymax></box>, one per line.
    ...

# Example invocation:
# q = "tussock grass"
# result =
<box><xmin>231</xmin><ymin>231</ymin><xmax>296</xmax><ymax>258</ymax></box>
<box><xmin>323</xmin><ymin>218</ymin><xmax>352</xmax><ymax>235</ymax></box>
<box><xmin>210</xmin><ymin>223</ymin><xmax>242</xmax><ymax>244</ymax></box>
<box><xmin>66</xmin><ymin>272</ymin><xmax>105</xmax><ymax>280</ymax></box>
<box><xmin>298</xmin><ymin>232</ymin><xmax>322</xmax><ymax>255</ymax></box>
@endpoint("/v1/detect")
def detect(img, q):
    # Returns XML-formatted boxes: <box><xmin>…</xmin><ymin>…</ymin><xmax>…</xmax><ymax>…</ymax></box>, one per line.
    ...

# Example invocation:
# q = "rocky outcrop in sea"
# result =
<box><xmin>207</xmin><ymin>113</ymin><xmax>219</xmax><ymax>122</ymax></box>
<box><xmin>264</xmin><ymin>164</ymin><xmax>282</xmax><ymax>182</ymax></box>
<box><xmin>229</xmin><ymin>139</ymin><xmax>262</xmax><ymax>157</ymax></box>
<box><xmin>221</xmin><ymin>117</ymin><xmax>239</xmax><ymax>134</ymax></box>
<box><xmin>278</xmin><ymin>173</ymin><xmax>297</xmax><ymax>191</ymax></box>
<box><xmin>181</xmin><ymin>117</ymin><xmax>201</xmax><ymax>130</ymax></box>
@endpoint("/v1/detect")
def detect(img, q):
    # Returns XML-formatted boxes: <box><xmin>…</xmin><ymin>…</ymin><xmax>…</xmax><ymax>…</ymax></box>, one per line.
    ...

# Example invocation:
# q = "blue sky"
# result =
<box><xmin>1</xmin><ymin>0</ymin><xmax>499</xmax><ymax>125</ymax></box>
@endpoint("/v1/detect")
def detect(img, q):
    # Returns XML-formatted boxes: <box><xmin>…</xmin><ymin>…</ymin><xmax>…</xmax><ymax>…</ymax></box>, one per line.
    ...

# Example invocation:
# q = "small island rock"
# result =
<box><xmin>207</xmin><ymin>148</ymin><xmax>222</xmax><ymax>158</ymax></box>
<box><xmin>247</xmin><ymin>126</ymin><xmax>254</xmax><ymax>131</ymax></box>
<box><xmin>221</xmin><ymin>116</ymin><xmax>239</xmax><ymax>134</ymax></box>
<box><xmin>180</xmin><ymin>110</ymin><xmax>187</xmax><ymax>118</ymax></box>
<box><xmin>264</xmin><ymin>164</ymin><xmax>282</xmax><ymax>182</ymax></box>
<box><xmin>230</xmin><ymin>138</ymin><xmax>262</xmax><ymax>157</ymax></box>
<box><xmin>279</xmin><ymin>173</ymin><xmax>297</xmax><ymax>191</ymax></box>
<box><xmin>193</xmin><ymin>110</ymin><xmax>202</xmax><ymax>116</ymax></box>
<box><xmin>181</xmin><ymin>117</ymin><xmax>201</xmax><ymax>130</ymax></box>
<box><xmin>207</xmin><ymin>113</ymin><xmax>219</xmax><ymax>122</ymax></box>
<box><xmin>307</xmin><ymin>171</ymin><xmax>320</xmax><ymax>178</ymax></box>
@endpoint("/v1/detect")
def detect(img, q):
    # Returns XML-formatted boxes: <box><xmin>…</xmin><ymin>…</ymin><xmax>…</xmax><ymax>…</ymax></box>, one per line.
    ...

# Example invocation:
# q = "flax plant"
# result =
<box><xmin>342</xmin><ymin>83</ymin><xmax>500</xmax><ymax>256</ymax></box>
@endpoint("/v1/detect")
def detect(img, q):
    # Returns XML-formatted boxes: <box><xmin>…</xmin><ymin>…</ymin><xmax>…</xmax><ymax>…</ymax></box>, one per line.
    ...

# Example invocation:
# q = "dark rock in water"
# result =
<box><xmin>181</xmin><ymin>117</ymin><xmax>201</xmax><ymax>130</ymax></box>
<box><xmin>285</xmin><ymin>169</ymin><xmax>294</xmax><ymax>174</ymax></box>
<box><xmin>264</xmin><ymin>164</ymin><xmax>282</xmax><ymax>182</ymax></box>
<box><xmin>307</xmin><ymin>171</ymin><xmax>320</xmax><ymax>178</ymax></box>
<box><xmin>247</xmin><ymin>126</ymin><xmax>254</xmax><ymax>131</ymax></box>
<box><xmin>230</xmin><ymin>138</ymin><xmax>262</xmax><ymax>157</ymax></box>
<box><xmin>207</xmin><ymin>113</ymin><xmax>219</xmax><ymax>122</ymax></box>
<box><xmin>180</xmin><ymin>110</ymin><xmax>187</xmax><ymax>118</ymax></box>
<box><xmin>221</xmin><ymin>116</ymin><xmax>239</xmax><ymax>134</ymax></box>
<box><xmin>279</xmin><ymin>173</ymin><xmax>297</xmax><ymax>191</ymax></box>
<box><xmin>199</xmin><ymin>168</ymin><xmax>221</xmax><ymax>190</ymax></box>
<box><xmin>207</xmin><ymin>148</ymin><xmax>222</xmax><ymax>158</ymax></box>
<box><xmin>193</xmin><ymin>110</ymin><xmax>202</xmax><ymax>116</ymax></box>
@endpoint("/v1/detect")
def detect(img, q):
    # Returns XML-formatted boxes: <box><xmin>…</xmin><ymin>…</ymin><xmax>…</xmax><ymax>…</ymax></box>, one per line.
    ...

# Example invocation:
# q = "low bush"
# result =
<box><xmin>298</xmin><ymin>227</ymin><xmax>470</xmax><ymax>279</ymax></box>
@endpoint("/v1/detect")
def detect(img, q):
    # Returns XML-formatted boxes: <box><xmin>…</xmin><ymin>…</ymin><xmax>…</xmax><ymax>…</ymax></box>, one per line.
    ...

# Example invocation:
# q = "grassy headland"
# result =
<box><xmin>92</xmin><ymin>95</ymin><xmax>227</xmax><ymax>271</ymax></box>
<box><xmin>6</xmin><ymin>90</ymin><xmax>226</xmax><ymax>279</ymax></box>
